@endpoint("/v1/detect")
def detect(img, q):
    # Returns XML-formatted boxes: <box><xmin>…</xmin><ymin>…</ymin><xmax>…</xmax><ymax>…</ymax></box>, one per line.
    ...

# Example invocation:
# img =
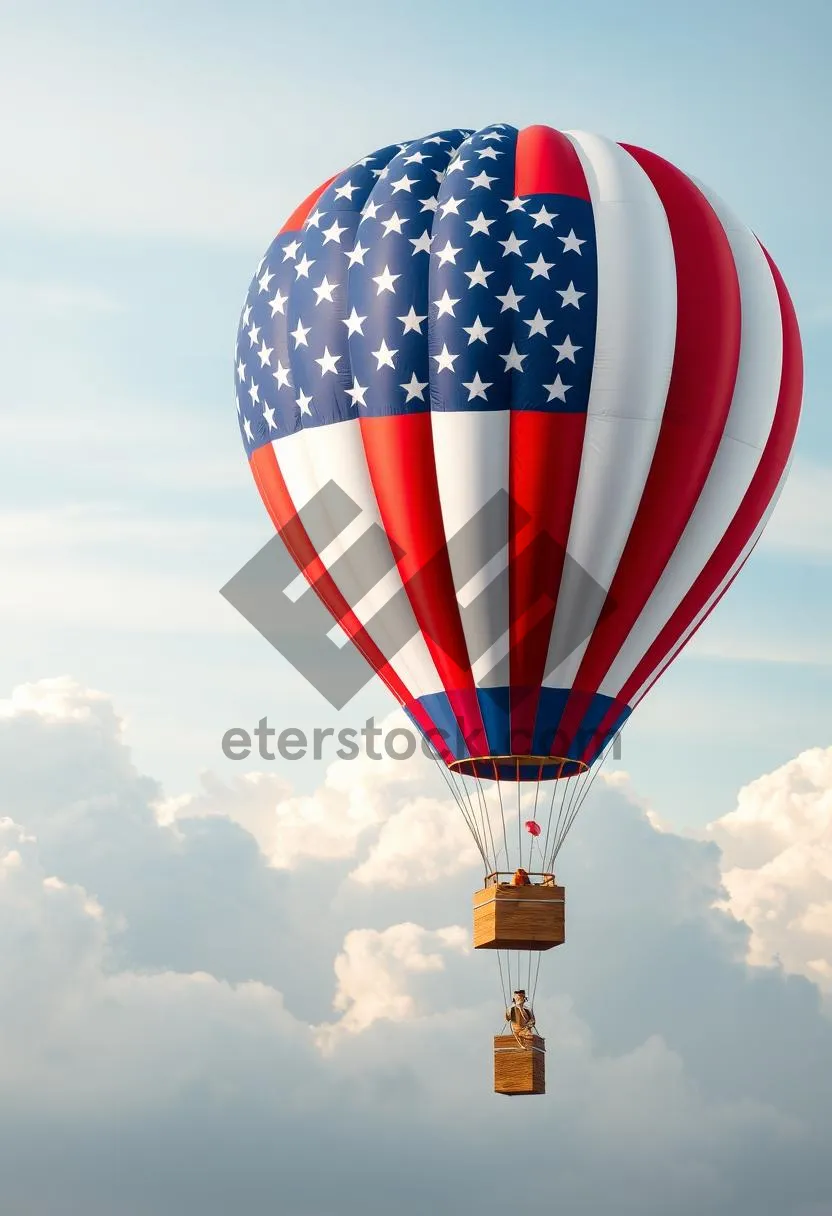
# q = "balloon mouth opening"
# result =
<box><xmin>447</xmin><ymin>755</ymin><xmax>589</xmax><ymax>782</ymax></box>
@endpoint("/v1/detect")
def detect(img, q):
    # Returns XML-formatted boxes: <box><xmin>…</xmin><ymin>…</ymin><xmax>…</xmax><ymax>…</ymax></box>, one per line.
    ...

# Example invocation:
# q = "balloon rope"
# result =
<box><xmin>423</xmin><ymin>740</ymin><xmax>489</xmax><ymax>870</ymax></box>
<box><xmin>474</xmin><ymin>774</ymin><xmax>499</xmax><ymax>875</ymax></box>
<box><xmin>494</xmin><ymin>759</ymin><xmax>509</xmax><ymax>871</ymax></box>
<box><xmin>549</xmin><ymin>733</ymin><xmax>619</xmax><ymax>866</ymax></box>
<box><xmin>516</xmin><ymin>759</ymin><xmax>522</xmax><ymax>868</ymax></box>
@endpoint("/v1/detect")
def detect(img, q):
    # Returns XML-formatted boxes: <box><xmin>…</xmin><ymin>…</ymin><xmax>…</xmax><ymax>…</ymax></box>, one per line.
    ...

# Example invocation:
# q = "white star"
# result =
<box><xmin>432</xmin><ymin>344</ymin><xmax>458</xmax><ymax>373</ymax></box>
<box><xmin>315</xmin><ymin>347</ymin><xmax>340</xmax><ymax>376</ymax></box>
<box><xmin>524</xmin><ymin>310</ymin><xmax>553</xmax><ymax>337</ymax></box>
<box><xmin>258</xmin><ymin>267</ymin><xmax>274</xmax><ymax>293</ymax></box>
<box><xmin>247</xmin><ymin>322</ymin><xmax>260</xmax><ymax>346</ymax></box>
<box><xmin>273</xmin><ymin>360</ymin><xmax>291</xmax><ymax>388</ymax></box>
<box><xmin>543</xmin><ymin>374</ymin><xmax>571</xmax><ymax>402</ymax></box>
<box><xmin>373</xmin><ymin>265</ymin><xmax>400</xmax><ymax>295</ymax></box>
<box><xmin>353</xmin><ymin>154</ymin><xmax>375</xmax><ymax>167</ymax></box>
<box><xmin>496</xmin><ymin>285</ymin><xmax>525</xmax><ymax>312</ymax></box>
<box><xmin>381</xmin><ymin>211</ymin><xmax>406</xmax><ymax>236</ymax></box>
<box><xmin>334</xmin><ymin>180</ymin><xmax>359</xmax><ymax>201</ymax></box>
<box><xmin>398</xmin><ymin>307</ymin><xmax>427</xmax><ymax>334</ymax></box>
<box><xmin>236</xmin><ymin>357</ymin><xmax>246</xmax><ymax>382</ymax></box>
<box><xmin>403</xmin><ymin>150</ymin><xmax>428</xmax><ymax>165</ymax></box>
<box><xmin>436</xmin><ymin>239</ymin><xmax>462</xmax><ymax>266</ymax></box>
<box><xmin>305</xmin><ymin>209</ymin><xmax>324</xmax><ymax>228</ymax></box>
<box><xmin>467</xmin><ymin>211</ymin><xmax>495</xmax><ymax>236</ymax></box>
<box><xmin>559</xmin><ymin>229</ymin><xmax>587</xmax><ymax>254</ymax></box>
<box><xmin>313</xmin><ymin>275</ymin><xmax>337</xmax><ymax>305</ymax></box>
<box><xmin>391</xmin><ymin>173</ymin><xmax>417</xmax><ymax>193</ymax></box>
<box><xmin>530</xmin><ymin>204</ymin><xmax>557</xmax><ymax>228</ymax></box>
<box><xmin>557</xmin><ymin>281</ymin><xmax>585</xmax><ymax>308</ymax></box>
<box><xmin>296</xmin><ymin>389</ymin><xmax>313</xmax><ymax>416</ymax></box>
<box><xmin>434</xmin><ymin>289</ymin><xmax>460</xmax><ymax>317</ymax></box>
<box><xmin>372</xmin><ymin>339</ymin><xmax>398</xmax><ymax>369</ymax></box>
<box><xmin>242</xmin><ymin>304</ymin><xmax>251</xmax><ymax>325</ymax></box>
<box><xmin>499</xmin><ymin>232</ymin><xmax>526</xmax><ymax>257</ymax></box>
<box><xmin>263</xmin><ymin>404</ymin><xmax>277</xmax><ymax>430</ymax></box>
<box><xmin>346</xmin><ymin>240</ymin><xmax>369</xmax><ymax>266</ymax></box>
<box><xmin>373</xmin><ymin>165</ymin><xmax>390</xmax><ymax>180</ymax></box>
<box><xmin>477</xmin><ymin>146</ymin><xmax>502</xmax><ymax>160</ymax></box>
<box><xmin>401</xmin><ymin>373</ymin><xmax>428</xmax><ymax>402</ymax></box>
<box><xmin>553</xmin><ymin>335</ymin><xmax>582</xmax><ymax>362</ymax></box>
<box><xmin>291</xmin><ymin>319</ymin><xmax>311</xmax><ymax>347</ymax></box>
<box><xmin>322</xmin><ymin>218</ymin><xmax>347</xmax><ymax>244</ymax></box>
<box><xmin>282</xmin><ymin>239</ymin><xmax>301</xmax><ymax>261</ymax></box>
<box><xmin>409</xmin><ymin>229</ymin><xmax>432</xmax><ymax>255</ymax></box>
<box><xmin>438</xmin><ymin>196</ymin><xmax>463</xmax><ymax>218</ymax></box>
<box><xmin>468</xmin><ymin>170</ymin><xmax>497</xmax><ymax>190</ymax></box>
<box><xmin>257</xmin><ymin>340</ymin><xmax>273</xmax><ymax>366</ymax></box>
<box><xmin>463</xmin><ymin>371</ymin><xmax>492</xmax><ymax>401</ymax></box>
<box><xmin>247</xmin><ymin>380</ymin><xmax>260</xmax><ymax>404</ymax></box>
<box><xmin>269</xmin><ymin>288</ymin><xmax>287</xmax><ymax>316</ymax></box>
<box><xmin>501</xmin><ymin>343</ymin><xmax>527</xmax><ymax>372</ymax></box>
<box><xmin>503</xmin><ymin>196</ymin><xmax>528</xmax><ymax>212</ymax></box>
<box><xmin>342</xmin><ymin>307</ymin><xmax>366</xmax><ymax>336</ymax></box>
<box><xmin>362</xmin><ymin>199</ymin><xmax>381</xmax><ymax>220</ymax></box>
<box><xmin>464</xmin><ymin>261</ymin><xmax>493</xmax><ymax>289</ymax></box>
<box><xmin>482</xmin><ymin>131</ymin><xmax>507</xmax><ymax>142</ymax></box>
<box><xmin>445</xmin><ymin>156</ymin><xmax>467</xmax><ymax>174</ymax></box>
<box><xmin>345</xmin><ymin>380</ymin><xmax>368</xmax><ymax>408</ymax></box>
<box><xmin>526</xmin><ymin>252</ymin><xmax>555</xmax><ymax>279</ymax></box>
<box><xmin>463</xmin><ymin>316</ymin><xmax>492</xmax><ymax>345</ymax></box>
<box><xmin>423</xmin><ymin>135</ymin><xmax>448</xmax><ymax>145</ymax></box>
<box><xmin>420</xmin><ymin>195</ymin><xmax>439</xmax><ymax>213</ymax></box>
<box><xmin>243</xmin><ymin>417</ymin><xmax>254</xmax><ymax>442</ymax></box>
<box><xmin>294</xmin><ymin>253</ymin><xmax>315</xmax><ymax>279</ymax></box>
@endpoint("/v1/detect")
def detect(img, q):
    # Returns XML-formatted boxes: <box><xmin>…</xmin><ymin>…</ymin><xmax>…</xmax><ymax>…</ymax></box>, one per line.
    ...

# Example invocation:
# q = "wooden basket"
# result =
<box><xmin>494</xmin><ymin>1033</ymin><xmax>545</xmax><ymax>1095</ymax></box>
<box><xmin>473</xmin><ymin>873</ymin><xmax>565</xmax><ymax>950</ymax></box>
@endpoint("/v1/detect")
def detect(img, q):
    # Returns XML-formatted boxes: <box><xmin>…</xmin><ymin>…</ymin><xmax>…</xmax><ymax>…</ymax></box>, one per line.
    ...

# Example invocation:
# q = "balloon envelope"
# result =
<box><xmin>235</xmin><ymin>124</ymin><xmax>802</xmax><ymax>782</ymax></box>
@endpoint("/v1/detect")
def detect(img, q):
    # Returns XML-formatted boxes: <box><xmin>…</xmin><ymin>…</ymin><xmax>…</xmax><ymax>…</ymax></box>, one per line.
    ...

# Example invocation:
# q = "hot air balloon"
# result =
<box><xmin>234</xmin><ymin>124</ymin><xmax>803</xmax><ymax>1096</ymax></box>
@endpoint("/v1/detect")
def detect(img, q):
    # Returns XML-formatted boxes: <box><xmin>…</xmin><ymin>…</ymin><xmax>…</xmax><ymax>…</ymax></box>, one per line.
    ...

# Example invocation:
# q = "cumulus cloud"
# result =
<box><xmin>1</xmin><ymin>677</ymin><xmax>832</xmax><ymax>1216</ymax></box>
<box><xmin>317</xmin><ymin>923</ymin><xmax>469</xmax><ymax>1046</ymax></box>
<box><xmin>708</xmin><ymin>746</ymin><xmax>832</xmax><ymax>991</ymax></box>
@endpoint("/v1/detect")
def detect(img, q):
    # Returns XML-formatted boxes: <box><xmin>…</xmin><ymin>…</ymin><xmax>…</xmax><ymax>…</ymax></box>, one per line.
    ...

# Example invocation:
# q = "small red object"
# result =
<box><xmin>525</xmin><ymin>819</ymin><xmax>542</xmax><ymax>837</ymax></box>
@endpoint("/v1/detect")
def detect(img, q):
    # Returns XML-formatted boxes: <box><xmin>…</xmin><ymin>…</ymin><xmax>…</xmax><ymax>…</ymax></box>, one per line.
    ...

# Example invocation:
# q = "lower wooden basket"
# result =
<box><xmin>493</xmin><ymin>1033</ymin><xmax>546</xmax><ymax>1096</ymax></box>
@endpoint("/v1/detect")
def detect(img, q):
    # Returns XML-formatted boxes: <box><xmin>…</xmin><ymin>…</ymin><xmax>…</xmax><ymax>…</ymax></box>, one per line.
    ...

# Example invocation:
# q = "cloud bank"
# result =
<box><xmin>0</xmin><ymin>677</ymin><xmax>830</xmax><ymax>1216</ymax></box>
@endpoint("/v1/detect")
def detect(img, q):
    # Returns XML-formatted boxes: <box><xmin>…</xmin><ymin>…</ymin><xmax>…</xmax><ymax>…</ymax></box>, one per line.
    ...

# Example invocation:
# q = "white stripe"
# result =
<box><xmin>629</xmin><ymin>459</ymin><xmax>792</xmax><ymax>708</ymax></box>
<box><xmin>542</xmin><ymin>131</ymin><xmax>677</xmax><ymax>689</ymax></box>
<box><xmin>431</xmin><ymin>410</ymin><xmax>510</xmax><ymax>686</ymax></box>
<box><xmin>599</xmin><ymin>188</ymin><xmax>784</xmax><ymax>699</ymax></box>
<box><xmin>274</xmin><ymin>420</ymin><xmax>446</xmax><ymax>699</ymax></box>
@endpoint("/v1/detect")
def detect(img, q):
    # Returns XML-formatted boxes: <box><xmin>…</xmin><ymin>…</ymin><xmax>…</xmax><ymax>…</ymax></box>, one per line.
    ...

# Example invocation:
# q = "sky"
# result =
<box><xmin>1</xmin><ymin>1</ymin><xmax>831</xmax><ymax>1211</ymax></box>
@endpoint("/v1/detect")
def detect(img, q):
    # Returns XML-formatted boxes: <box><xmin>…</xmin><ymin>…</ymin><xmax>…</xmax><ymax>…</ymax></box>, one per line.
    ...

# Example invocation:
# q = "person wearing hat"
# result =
<box><xmin>506</xmin><ymin>990</ymin><xmax>536</xmax><ymax>1037</ymax></box>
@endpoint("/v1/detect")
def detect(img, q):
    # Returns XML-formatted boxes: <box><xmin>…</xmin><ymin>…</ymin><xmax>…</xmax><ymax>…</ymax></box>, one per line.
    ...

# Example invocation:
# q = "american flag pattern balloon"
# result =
<box><xmin>234</xmin><ymin>124</ymin><xmax>803</xmax><ymax>781</ymax></box>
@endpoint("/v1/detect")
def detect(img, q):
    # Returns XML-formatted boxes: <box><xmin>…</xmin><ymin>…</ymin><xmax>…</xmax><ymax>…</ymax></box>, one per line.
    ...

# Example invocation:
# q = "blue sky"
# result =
<box><xmin>2</xmin><ymin>0</ymin><xmax>831</xmax><ymax>829</ymax></box>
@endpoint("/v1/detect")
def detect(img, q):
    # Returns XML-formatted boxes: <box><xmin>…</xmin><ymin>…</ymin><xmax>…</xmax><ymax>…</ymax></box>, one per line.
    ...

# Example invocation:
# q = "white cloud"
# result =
<box><xmin>350</xmin><ymin>795</ymin><xmax>479</xmax><ymax>888</ymax></box>
<box><xmin>708</xmin><ymin>746</ymin><xmax>832</xmax><ymax>989</ymax></box>
<box><xmin>2</xmin><ymin>675</ymin><xmax>832</xmax><ymax>1215</ymax></box>
<box><xmin>316</xmin><ymin>922</ymin><xmax>468</xmax><ymax>1047</ymax></box>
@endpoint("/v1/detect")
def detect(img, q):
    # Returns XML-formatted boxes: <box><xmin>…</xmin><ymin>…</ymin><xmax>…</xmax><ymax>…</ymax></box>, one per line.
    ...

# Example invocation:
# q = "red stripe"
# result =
<box><xmin>278</xmin><ymin>174</ymin><xmax>338</xmax><ymax>235</ymax></box>
<box><xmin>552</xmin><ymin>145</ymin><xmax>742</xmax><ymax>757</ymax></box>
<box><xmin>248</xmin><ymin>443</ymin><xmax>452</xmax><ymax>761</ymax></box>
<box><xmin>515</xmin><ymin>126</ymin><xmax>591</xmax><ymax>200</ymax></box>
<box><xmin>359</xmin><ymin>413</ymin><xmax>488</xmax><ymax>757</ymax></box>
<box><xmin>582</xmin><ymin>241</ymin><xmax>803</xmax><ymax>761</ymax></box>
<box><xmin>509</xmin><ymin>126</ymin><xmax>593</xmax><ymax>753</ymax></box>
